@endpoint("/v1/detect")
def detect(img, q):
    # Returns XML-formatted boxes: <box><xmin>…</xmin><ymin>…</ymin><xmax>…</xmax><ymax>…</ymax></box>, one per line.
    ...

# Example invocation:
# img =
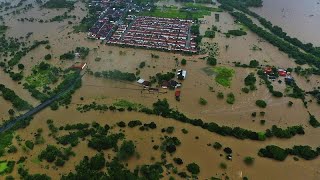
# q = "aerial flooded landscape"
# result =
<box><xmin>1</xmin><ymin>0</ymin><xmax>320</xmax><ymax>179</ymax></box>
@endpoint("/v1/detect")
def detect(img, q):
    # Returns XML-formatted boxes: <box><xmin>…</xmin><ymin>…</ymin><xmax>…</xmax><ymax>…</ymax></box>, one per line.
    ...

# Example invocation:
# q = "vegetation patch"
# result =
<box><xmin>26</xmin><ymin>62</ymin><xmax>60</xmax><ymax>88</ymax></box>
<box><xmin>213</xmin><ymin>67</ymin><xmax>235</xmax><ymax>87</ymax></box>
<box><xmin>0</xmin><ymin>84</ymin><xmax>32</xmax><ymax>111</ymax></box>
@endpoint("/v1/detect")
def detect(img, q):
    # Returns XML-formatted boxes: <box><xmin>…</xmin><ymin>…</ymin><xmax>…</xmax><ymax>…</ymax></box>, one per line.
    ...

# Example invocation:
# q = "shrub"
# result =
<box><xmin>242</xmin><ymin>87</ymin><xmax>249</xmax><ymax>93</ymax></box>
<box><xmin>128</xmin><ymin>120</ymin><xmax>142</xmax><ymax>128</ymax></box>
<box><xmin>226</xmin><ymin>93</ymin><xmax>235</xmax><ymax>104</ymax></box>
<box><xmin>219</xmin><ymin>162</ymin><xmax>227</xmax><ymax>169</ymax></box>
<box><xmin>116</xmin><ymin>121</ymin><xmax>126</xmax><ymax>128</ymax></box>
<box><xmin>55</xmin><ymin>158</ymin><xmax>65</xmax><ymax>167</ymax></box>
<box><xmin>186</xmin><ymin>163</ymin><xmax>200</xmax><ymax>174</ymax></box>
<box><xmin>223</xmin><ymin>147</ymin><xmax>232</xmax><ymax>154</ymax></box>
<box><xmin>244</xmin><ymin>73</ymin><xmax>256</xmax><ymax>86</ymax></box>
<box><xmin>309</xmin><ymin>114</ymin><xmax>320</xmax><ymax>128</ymax></box>
<box><xmin>243</xmin><ymin>156</ymin><xmax>254</xmax><ymax>165</ymax></box>
<box><xmin>213</xmin><ymin>142</ymin><xmax>222</xmax><ymax>150</ymax></box>
<box><xmin>90</xmin><ymin>153</ymin><xmax>105</xmax><ymax>170</ymax></box>
<box><xmin>165</xmin><ymin>127</ymin><xmax>175</xmax><ymax>134</ymax></box>
<box><xmin>181</xmin><ymin>129</ymin><xmax>188</xmax><ymax>134</ymax></box>
<box><xmin>18</xmin><ymin>64</ymin><xmax>25</xmax><ymax>70</ymax></box>
<box><xmin>207</xmin><ymin>57</ymin><xmax>217</xmax><ymax>66</ymax></box>
<box><xmin>217</xmin><ymin>92</ymin><xmax>224</xmax><ymax>99</ymax></box>
<box><xmin>173</xmin><ymin>158</ymin><xmax>183</xmax><ymax>165</ymax></box>
<box><xmin>256</xmin><ymin>100</ymin><xmax>267</xmax><ymax>108</ymax></box>
<box><xmin>272</xmin><ymin>91</ymin><xmax>283</xmax><ymax>97</ymax></box>
<box><xmin>260</xmin><ymin>120</ymin><xmax>266</xmax><ymax>125</ymax></box>
<box><xmin>288</xmin><ymin>101</ymin><xmax>293</xmax><ymax>107</ymax></box>
<box><xmin>118</xmin><ymin>141</ymin><xmax>135</xmax><ymax>161</ymax></box>
<box><xmin>181</xmin><ymin>59</ymin><xmax>187</xmax><ymax>65</ymax></box>
<box><xmin>7</xmin><ymin>145</ymin><xmax>17</xmax><ymax>153</ymax></box>
<box><xmin>199</xmin><ymin>97</ymin><xmax>207</xmax><ymax>105</ymax></box>
<box><xmin>258</xmin><ymin>145</ymin><xmax>288</xmax><ymax>161</ymax></box>
<box><xmin>44</xmin><ymin>54</ymin><xmax>52</xmax><ymax>60</ymax></box>
<box><xmin>139</xmin><ymin>62</ymin><xmax>146</xmax><ymax>68</ymax></box>
<box><xmin>25</xmin><ymin>140</ymin><xmax>34</xmax><ymax>150</ymax></box>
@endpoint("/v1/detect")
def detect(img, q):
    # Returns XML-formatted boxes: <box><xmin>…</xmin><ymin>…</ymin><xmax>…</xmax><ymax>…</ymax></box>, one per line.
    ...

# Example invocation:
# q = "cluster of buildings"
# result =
<box><xmin>87</xmin><ymin>1</ymin><xmax>198</xmax><ymax>53</ymax></box>
<box><xmin>87</xmin><ymin>0</ymin><xmax>152</xmax><ymax>40</ymax></box>
<box><xmin>107</xmin><ymin>16</ymin><xmax>197</xmax><ymax>53</ymax></box>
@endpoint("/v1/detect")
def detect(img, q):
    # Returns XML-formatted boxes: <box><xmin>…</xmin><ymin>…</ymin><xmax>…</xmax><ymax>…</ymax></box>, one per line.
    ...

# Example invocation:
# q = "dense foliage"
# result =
<box><xmin>0</xmin><ymin>84</ymin><xmax>32</xmax><ymax>111</ymax></box>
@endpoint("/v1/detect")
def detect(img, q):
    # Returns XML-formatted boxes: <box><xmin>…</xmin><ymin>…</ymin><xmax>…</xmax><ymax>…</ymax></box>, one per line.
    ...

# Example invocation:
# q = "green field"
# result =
<box><xmin>213</xmin><ymin>67</ymin><xmax>235</xmax><ymax>87</ymax></box>
<box><xmin>26</xmin><ymin>63</ymin><xmax>60</xmax><ymax>88</ymax></box>
<box><xmin>139</xmin><ymin>4</ymin><xmax>221</xmax><ymax>19</ymax></box>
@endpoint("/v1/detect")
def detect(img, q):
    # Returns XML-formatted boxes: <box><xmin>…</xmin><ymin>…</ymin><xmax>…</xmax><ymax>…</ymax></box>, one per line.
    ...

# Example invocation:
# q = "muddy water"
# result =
<box><xmin>251</xmin><ymin>0</ymin><xmax>320</xmax><ymax>46</ymax></box>
<box><xmin>3</xmin><ymin>109</ymin><xmax>319</xmax><ymax>179</ymax></box>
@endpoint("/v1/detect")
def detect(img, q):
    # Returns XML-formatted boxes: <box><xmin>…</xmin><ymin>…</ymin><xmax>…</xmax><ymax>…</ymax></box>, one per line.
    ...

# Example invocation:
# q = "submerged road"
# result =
<box><xmin>0</xmin><ymin>71</ymin><xmax>85</xmax><ymax>133</ymax></box>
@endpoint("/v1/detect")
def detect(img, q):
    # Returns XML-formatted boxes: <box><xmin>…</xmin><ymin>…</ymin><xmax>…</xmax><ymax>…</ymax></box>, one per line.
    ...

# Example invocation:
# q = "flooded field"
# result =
<box><xmin>251</xmin><ymin>0</ymin><xmax>320</xmax><ymax>46</ymax></box>
<box><xmin>1</xmin><ymin>0</ymin><xmax>320</xmax><ymax>179</ymax></box>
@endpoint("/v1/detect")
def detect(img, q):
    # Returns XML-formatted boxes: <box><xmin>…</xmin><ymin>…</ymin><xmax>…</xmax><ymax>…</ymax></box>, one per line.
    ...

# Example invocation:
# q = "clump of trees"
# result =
<box><xmin>139</xmin><ymin>99</ymin><xmax>304</xmax><ymax>142</ymax></box>
<box><xmin>118</xmin><ymin>140</ymin><xmax>136</xmax><ymax>161</ymax></box>
<box><xmin>309</xmin><ymin>114</ymin><xmax>320</xmax><ymax>128</ymax></box>
<box><xmin>207</xmin><ymin>56</ymin><xmax>217</xmax><ymax>66</ymax></box>
<box><xmin>226</xmin><ymin>29</ymin><xmax>247</xmax><ymax>36</ymax></box>
<box><xmin>38</xmin><ymin>145</ymin><xmax>75</xmax><ymax>166</ymax></box>
<box><xmin>186</xmin><ymin>163</ymin><xmax>200</xmax><ymax>175</ymax></box>
<box><xmin>243</xmin><ymin>156</ymin><xmax>254</xmax><ymax>165</ymax></box>
<box><xmin>0</xmin><ymin>84</ymin><xmax>32</xmax><ymax>111</ymax></box>
<box><xmin>255</xmin><ymin>100</ymin><xmax>267</xmax><ymax>108</ymax></box>
<box><xmin>259</xmin><ymin>145</ymin><xmax>320</xmax><ymax>161</ymax></box>
<box><xmin>226</xmin><ymin>93</ymin><xmax>235</xmax><ymax>104</ymax></box>
<box><xmin>181</xmin><ymin>59</ymin><xmax>187</xmax><ymax>65</ymax></box>
<box><xmin>199</xmin><ymin>97</ymin><xmax>208</xmax><ymax>105</ymax></box>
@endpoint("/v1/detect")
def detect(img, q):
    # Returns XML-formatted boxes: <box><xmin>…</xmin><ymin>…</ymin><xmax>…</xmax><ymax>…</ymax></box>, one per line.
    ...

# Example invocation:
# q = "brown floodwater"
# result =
<box><xmin>251</xmin><ymin>0</ymin><xmax>320</xmax><ymax>46</ymax></box>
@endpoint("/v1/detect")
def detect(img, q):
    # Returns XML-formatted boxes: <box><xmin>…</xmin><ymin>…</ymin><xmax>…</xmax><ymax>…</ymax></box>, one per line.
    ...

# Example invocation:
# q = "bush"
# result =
<box><xmin>181</xmin><ymin>59</ymin><xmax>187</xmax><ymax>65</ymax></box>
<box><xmin>242</xmin><ymin>87</ymin><xmax>249</xmax><ymax>93</ymax></box>
<box><xmin>117</xmin><ymin>121</ymin><xmax>126</xmax><ymax>128</ymax></box>
<box><xmin>213</xmin><ymin>142</ymin><xmax>222</xmax><ymax>150</ymax></box>
<box><xmin>139</xmin><ymin>62</ymin><xmax>146</xmax><ymax>68</ymax></box>
<box><xmin>219</xmin><ymin>162</ymin><xmax>227</xmax><ymax>169</ymax></box>
<box><xmin>223</xmin><ymin>147</ymin><xmax>232</xmax><ymax>154</ymax></box>
<box><xmin>309</xmin><ymin>114</ymin><xmax>320</xmax><ymax>128</ymax></box>
<box><xmin>243</xmin><ymin>156</ymin><xmax>254</xmax><ymax>165</ymax></box>
<box><xmin>7</xmin><ymin>145</ymin><xmax>17</xmax><ymax>153</ymax></box>
<box><xmin>244</xmin><ymin>73</ymin><xmax>256</xmax><ymax>86</ymax></box>
<box><xmin>272</xmin><ymin>91</ymin><xmax>283</xmax><ymax>97</ymax></box>
<box><xmin>181</xmin><ymin>129</ymin><xmax>188</xmax><ymax>134</ymax></box>
<box><xmin>44</xmin><ymin>54</ymin><xmax>52</xmax><ymax>60</ymax></box>
<box><xmin>90</xmin><ymin>153</ymin><xmax>105</xmax><ymax>170</ymax></box>
<box><xmin>199</xmin><ymin>97</ymin><xmax>207</xmax><ymax>105</ymax></box>
<box><xmin>256</xmin><ymin>100</ymin><xmax>267</xmax><ymax>108</ymax></box>
<box><xmin>288</xmin><ymin>101</ymin><xmax>293</xmax><ymax>107</ymax></box>
<box><xmin>55</xmin><ymin>158</ymin><xmax>65</xmax><ymax>167</ymax></box>
<box><xmin>186</xmin><ymin>163</ymin><xmax>200</xmax><ymax>174</ymax></box>
<box><xmin>118</xmin><ymin>141</ymin><xmax>135</xmax><ymax>161</ymax></box>
<box><xmin>207</xmin><ymin>57</ymin><xmax>217</xmax><ymax>66</ymax></box>
<box><xmin>128</xmin><ymin>120</ymin><xmax>142</xmax><ymax>128</ymax></box>
<box><xmin>25</xmin><ymin>140</ymin><xmax>34</xmax><ymax>150</ymax></box>
<box><xmin>217</xmin><ymin>92</ymin><xmax>224</xmax><ymax>99</ymax></box>
<box><xmin>226</xmin><ymin>93</ymin><xmax>235</xmax><ymax>104</ymax></box>
<box><xmin>258</xmin><ymin>145</ymin><xmax>288</xmax><ymax>161</ymax></box>
<box><xmin>18</xmin><ymin>64</ymin><xmax>25</xmax><ymax>70</ymax></box>
<box><xmin>173</xmin><ymin>157</ymin><xmax>183</xmax><ymax>165</ymax></box>
<box><xmin>260</xmin><ymin>120</ymin><xmax>266</xmax><ymax>125</ymax></box>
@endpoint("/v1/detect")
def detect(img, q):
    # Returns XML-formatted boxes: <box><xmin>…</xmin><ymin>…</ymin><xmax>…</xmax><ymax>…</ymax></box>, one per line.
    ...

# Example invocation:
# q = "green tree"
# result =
<box><xmin>186</xmin><ymin>163</ymin><xmax>200</xmax><ymax>174</ymax></box>
<box><xmin>118</xmin><ymin>140</ymin><xmax>136</xmax><ymax>161</ymax></box>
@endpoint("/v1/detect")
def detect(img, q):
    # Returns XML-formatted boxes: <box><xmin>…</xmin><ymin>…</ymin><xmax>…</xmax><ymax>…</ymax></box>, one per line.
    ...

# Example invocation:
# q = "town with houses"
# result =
<box><xmin>87</xmin><ymin>0</ymin><xmax>198</xmax><ymax>53</ymax></box>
